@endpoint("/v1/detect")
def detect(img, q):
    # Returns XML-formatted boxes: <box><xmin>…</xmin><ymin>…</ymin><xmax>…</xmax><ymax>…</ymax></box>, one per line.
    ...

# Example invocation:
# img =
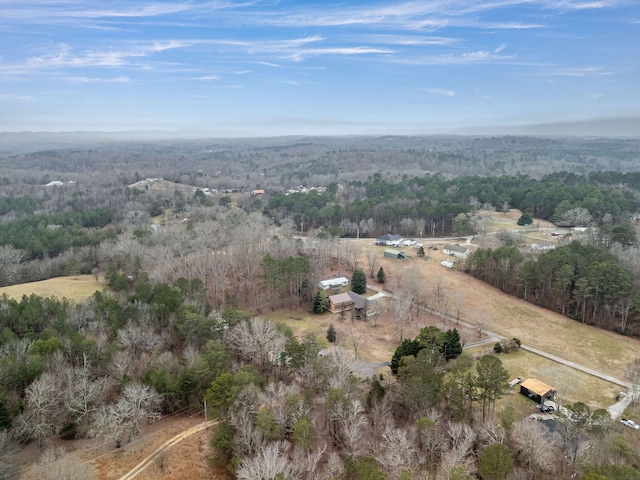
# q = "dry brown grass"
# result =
<box><xmin>0</xmin><ymin>275</ymin><xmax>106</xmax><ymax>301</ymax></box>
<box><xmin>271</xmin><ymin>208</ymin><xmax>640</xmax><ymax>409</ymax></box>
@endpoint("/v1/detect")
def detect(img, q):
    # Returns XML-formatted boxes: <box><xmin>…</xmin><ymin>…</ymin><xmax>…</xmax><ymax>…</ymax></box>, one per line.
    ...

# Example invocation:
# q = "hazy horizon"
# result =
<box><xmin>2</xmin><ymin>1</ymin><xmax>639</xmax><ymax>136</ymax></box>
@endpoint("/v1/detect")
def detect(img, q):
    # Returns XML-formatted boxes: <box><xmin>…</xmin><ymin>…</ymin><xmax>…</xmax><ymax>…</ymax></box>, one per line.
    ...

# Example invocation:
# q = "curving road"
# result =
<box><xmin>117</xmin><ymin>420</ymin><xmax>217</xmax><ymax>480</ymax></box>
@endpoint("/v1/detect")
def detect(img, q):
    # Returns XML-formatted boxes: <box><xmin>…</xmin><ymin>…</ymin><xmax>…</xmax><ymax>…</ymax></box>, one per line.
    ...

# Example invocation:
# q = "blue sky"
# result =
<box><xmin>1</xmin><ymin>0</ymin><xmax>638</xmax><ymax>135</ymax></box>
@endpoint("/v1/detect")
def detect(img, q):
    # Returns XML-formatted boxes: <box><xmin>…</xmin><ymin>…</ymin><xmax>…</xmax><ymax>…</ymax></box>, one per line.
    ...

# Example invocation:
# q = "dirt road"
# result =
<box><xmin>117</xmin><ymin>420</ymin><xmax>217</xmax><ymax>480</ymax></box>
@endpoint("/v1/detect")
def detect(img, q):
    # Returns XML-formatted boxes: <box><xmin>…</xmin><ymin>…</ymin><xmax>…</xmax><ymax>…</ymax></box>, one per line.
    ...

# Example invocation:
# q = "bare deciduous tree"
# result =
<box><xmin>376</xmin><ymin>424</ymin><xmax>418</xmax><ymax>477</ymax></box>
<box><xmin>236</xmin><ymin>442</ymin><xmax>297</xmax><ymax>480</ymax></box>
<box><xmin>390</xmin><ymin>281</ymin><xmax>412</xmax><ymax>342</ymax></box>
<box><xmin>349</xmin><ymin>327</ymin><xmax>363</xmax><ymax>360</ymax></box>
<box><xmin>341</xmin><ymin>399</ymin><xmax>368</xmax><ymax>458</ymax></box>
<box><xmin>65</xmin><ymin>356</ymin><xmax>111</xmax><ymax>424</ymax></box>
<box><xmin>511</xmin><ymin>418</ymin><xmax>561</xmax><ymax>478</ymax></box>
<box><xmin>92</xmin><ymin>383</ymin><xmax>161</xmax><ymax>446</ymax></box>
<box><xmin>226</xmin><ymin>318</ymin><xmax>287</xmax><ymax>374</ymax></box>
<box><xmin>16</xmin><ymin>372</ymin><xmax>62</xmax><ymax>446</ymax></box>
<box><xmin>365</xmin><ymin>250</ymin><xmax>378</xmax><ymax>279</ymax></box>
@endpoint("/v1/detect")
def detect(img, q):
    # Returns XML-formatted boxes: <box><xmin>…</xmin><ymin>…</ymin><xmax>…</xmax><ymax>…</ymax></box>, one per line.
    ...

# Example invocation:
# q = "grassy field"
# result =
<box><xmin>270</xmin><ymin>209</ymin><xmax>640</xmax><ymax>410</ymax></box>
<box><xmin>0</xmin><ymin>275</ymin><xmax>106</xmax><ymax>302</ymax></box>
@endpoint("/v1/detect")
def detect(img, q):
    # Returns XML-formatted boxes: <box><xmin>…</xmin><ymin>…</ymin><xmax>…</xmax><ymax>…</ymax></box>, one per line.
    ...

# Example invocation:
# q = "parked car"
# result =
<box><xmin>540</xmin><ymin>405</ymin><xmax>555</xmax><ymax>414</ymax></box>
<box><xmin>508</xmin><ymin>377</ymin><xmax>522</xmax><ymax>387</ymax></box>
<box><xmin>621</xmin><ymin>418</ymin><xmax>640</xmax><ymax>429</ymax></box>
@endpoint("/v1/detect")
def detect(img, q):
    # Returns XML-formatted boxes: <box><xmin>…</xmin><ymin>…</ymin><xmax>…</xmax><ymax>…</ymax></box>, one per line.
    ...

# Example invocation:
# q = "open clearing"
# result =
<box><xmin>274</xmin><ymin>209</ymin><xmax>640</xmax><ymax>410</ymax></box>
<box><xmin>0</xmin><ymin>274</ymin><xmax>106</xmax><ymax>301</ymax></box>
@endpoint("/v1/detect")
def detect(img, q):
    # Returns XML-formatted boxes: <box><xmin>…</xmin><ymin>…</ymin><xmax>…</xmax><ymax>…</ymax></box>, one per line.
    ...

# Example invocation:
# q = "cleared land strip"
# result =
<box><xmin>520</xmin><ymin>344</ymin><xmax>628</xmax><ymax>388</ymax></box>
<box><xmin>117</xmin><ymin>420</ymin><xmax>217</xmax><ymax>480</ymax></box>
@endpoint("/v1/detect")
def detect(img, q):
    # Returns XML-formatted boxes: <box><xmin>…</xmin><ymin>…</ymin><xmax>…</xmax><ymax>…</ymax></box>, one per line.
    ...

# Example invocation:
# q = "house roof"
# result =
<box><xmin>328</xmin><ymin>292</ymin><xmax>353</xmax><ymax>305</ymax></box>
<box><xmin>377</xmin><ymin>233</ymin><xmax>403</xmax><ymax>242</ymax></box>
<box><xmin>319</xmin><ymin>277</ymin><xmax>349</xmax><ymax>288</ymax></box>
<box><xmin>444</xmin><ymin>244</ymin><xmax>469</xmax><ymax>253</ymax></box>
<box><xmin>347</xmin><ymin>291</ymin><xmax>367</xmax><ymax>309</ymax></box>
<box><xmin>521</xmin><ymin>378</ymin><xmax>555</xmax><ymax>396</ymax></box>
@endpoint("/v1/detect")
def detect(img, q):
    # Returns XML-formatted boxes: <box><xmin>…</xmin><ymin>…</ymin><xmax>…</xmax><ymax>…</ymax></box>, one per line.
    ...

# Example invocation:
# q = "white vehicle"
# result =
<box><xmin>621</xmin><ymin>418</ymin><xmax>640</xmax><ymax>430</ymax></box>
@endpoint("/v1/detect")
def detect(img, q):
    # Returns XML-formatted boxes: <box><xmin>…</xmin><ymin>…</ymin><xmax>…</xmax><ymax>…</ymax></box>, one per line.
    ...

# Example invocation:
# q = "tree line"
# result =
<box><xmin>465</xmin><ymin>241</ymin><xmax>640</xmax><ymax>335</ymax></box>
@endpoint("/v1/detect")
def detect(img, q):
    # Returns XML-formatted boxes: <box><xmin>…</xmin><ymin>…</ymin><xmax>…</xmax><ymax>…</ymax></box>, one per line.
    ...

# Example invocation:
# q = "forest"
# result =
<box><xmin>0</xmin><ymin>134</ymin><xmax>639</xmax><ymax>479</ymax></box>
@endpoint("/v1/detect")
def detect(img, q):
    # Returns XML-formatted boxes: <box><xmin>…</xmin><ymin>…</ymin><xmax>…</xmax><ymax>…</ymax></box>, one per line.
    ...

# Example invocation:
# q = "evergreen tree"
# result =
<box><xmin>376</xmin><ymin>266</ymin><xmax>386</xmax><ymax>284</ymax></box>
<box><xmin>313</xmin><ymin>290</ymin><xmax>329</xmax><ymax>314</ymax></box>
<box><xmin>326</xmin><ymin>323</ymin><xmax>337</xmax><ymax>344</ymax></box>
<box><xmin>475</xmin><ymin>355</ymin><xmax>510</xmax><ymax>421</ymax></box>
<box><xmin>390</xmin><ymin>338</ymin><xmax>423</xmax><ymax>375</ymax></box>
<box><xmin>351</xmin><ymin>268</ymin><xmax>367</xmax><ymax>294</ymax></box>
<box><xmin>517</xmin><ymin>212</ymin><xmax>533</xmax><ymax>226</ymax></box>
<box><xmin>478</xmin><ymin>442</ymin><xmax>513</xmax><ymax>480</ymax></box>
<box><xmin>440</xmin><ymin>328</ymin><xmax>463</xmax><ymax>360</ymax></box>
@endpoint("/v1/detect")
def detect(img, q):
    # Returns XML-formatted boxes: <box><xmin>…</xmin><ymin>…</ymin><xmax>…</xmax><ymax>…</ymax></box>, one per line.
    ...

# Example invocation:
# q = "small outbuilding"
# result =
<box><xmin>520</xmin><ymin>378</ymin><xmax>556</xmax><ymax>404</ymax></box>
<box><xmin>384</xmin><ymin>249</ymin><xmax>409</xmax><ymax>260</ymax></box>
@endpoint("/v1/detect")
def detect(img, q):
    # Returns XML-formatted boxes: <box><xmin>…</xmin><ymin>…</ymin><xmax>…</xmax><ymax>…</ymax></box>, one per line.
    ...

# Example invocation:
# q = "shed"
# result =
<box><xmin>328</xmin><ymin>292</ymin><xmax>354</xmax><ymax>313</ymax></box>
<box><xmin>520</xmin><ymin>378</ymin><xmax>556</xmax><ymax>404</ymax></box>
<box><xmin>384</xmin><ymin>249</ymin><xmax>409</xmax><ymax>260</ymax></box>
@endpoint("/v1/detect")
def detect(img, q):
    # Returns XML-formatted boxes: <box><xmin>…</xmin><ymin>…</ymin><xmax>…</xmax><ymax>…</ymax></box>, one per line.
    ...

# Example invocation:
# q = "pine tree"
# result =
<box><xmin>376</xmin><ymin>266</ymin><xmax>386</xmax><ymax>284</ymax></box>
<box><xmin>351</xmin><ymin>268</ymin><xmax>367</xmax><ymax>294</ymax></box>
<box><xmin>313</xmin><ymin>291</ymin><xmax>329</xmax><ymax>314</ymax></box>
<box><xmin>440</xmin><ymin>328</ymin><xmax>463</xmax><ymax>360</ymax></box>
<box><xmin>326</xmin><ymin>323</ymin><xmax>337</xmax><ymax>343</ymax></box>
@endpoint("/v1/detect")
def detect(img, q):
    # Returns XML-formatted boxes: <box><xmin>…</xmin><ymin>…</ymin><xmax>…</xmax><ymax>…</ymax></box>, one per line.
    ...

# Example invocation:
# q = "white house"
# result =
<box><xmin>443</xmin><ymin>244</ymin><xmax>470</xmax><ymax>259</ymax></box>
<box><xmin>319</xmin><ymin>277</ymin><xmax>349</xmax><ymax>290</ymax></box>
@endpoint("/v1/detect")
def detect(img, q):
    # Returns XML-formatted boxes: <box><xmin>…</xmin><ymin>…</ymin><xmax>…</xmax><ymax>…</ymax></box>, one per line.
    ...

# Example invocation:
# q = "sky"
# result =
<box><xmin>0</xmin><ymin>0</ymin><xmax>639</xmax><ymax>136</ymax></box>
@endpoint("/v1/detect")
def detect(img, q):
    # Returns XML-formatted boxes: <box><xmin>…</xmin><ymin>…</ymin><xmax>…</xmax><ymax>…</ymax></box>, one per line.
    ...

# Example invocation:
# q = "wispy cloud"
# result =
<box><xmin>256</xmin><ymin>61</ymin><xmax>280</xmax><ymax>67</ymax></box>
<box><xmin>548</xmin><ymin>0</ymin><xmax>621</xmax><ymax>10</ymax></box>
<box><xmin>540</xmin><ymin>66</ymin><xmax>616</xmax><ymax>76</ymax></box>
<box><xmin>0</xmin><ymin>93</ymin><xmax>34</xmax><ymax>101</ymax></box>
<box><xmin>197</xmin><ymin>74</ymin><xmax>222</xmax><ymax>81</ymax></box>
<box><xmin>0</xmin><ymin>40</ymin><xmax>194</xmax><ymax>75</ymax></box>
<box><xmin>423</xmin><ymin>87</ymin><xmax>456</xmax><ymax>96</ymax></box>
<box><xmin>290</xmin><ymin>47</ymin><xmax>394</xmax><ymax>62</ymax></box>
<box><xmin>587</xmin><ymin>93</ymin><xmax>603</xmax><ymax>100</ymax></box>
<box><xmin>65</xmin><ymin>76</ymin><xmax>132</xmax><ymax>83</ymax></box>
<box><xmin>392</xmin><ymin>48</ymin><xmax>514</xmax><ymax>65</ymax></box>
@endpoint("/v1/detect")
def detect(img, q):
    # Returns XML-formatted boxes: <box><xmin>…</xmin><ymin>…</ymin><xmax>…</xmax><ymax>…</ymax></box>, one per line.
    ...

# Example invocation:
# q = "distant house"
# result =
<box><xmin>384</xmin><ymin>249</ymin><xmax>409</xmax><ymax>260</ymax></box>
<box><xmin>328</xmin><ymin>292</ymin><xmax>354</xmax><ymax>313</ymax></box>
<box><xmin>251</xmin><ymin>189</ymin><xmax>265</xmax><ymax>196</ymax></box>
<box><xmin>319</xmin><ymin>277</ymin><xmax>349</xmax><ymax>291</ymax></box>
<box><xmin>376</xmin><ymin>233</ymin><xmax>403</xmax><ymax>246</ymax></box>
<box><xmin>443</xmin><ymin>244</ymin><xmax>470</xmax><ymax>259</ymax></box>
<box><xmin>520</xmin><ymin>378</ymin><xmax>556</xmax><ymax>404</ymax></box>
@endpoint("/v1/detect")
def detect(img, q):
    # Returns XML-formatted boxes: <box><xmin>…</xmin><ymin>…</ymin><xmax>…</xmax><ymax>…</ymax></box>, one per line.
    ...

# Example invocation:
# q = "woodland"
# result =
<box><xmin>0</xmin><ymin>134</ymin><xmax>640</xmax><ymax>479</ymax></box>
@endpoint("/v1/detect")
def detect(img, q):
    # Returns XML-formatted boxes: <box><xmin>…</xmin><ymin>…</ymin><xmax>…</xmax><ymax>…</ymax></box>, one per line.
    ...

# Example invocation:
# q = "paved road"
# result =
<box><xmin>381</xmin><ymin>288</ymin><xmax>637</xmax><ymax>419</ymax></box>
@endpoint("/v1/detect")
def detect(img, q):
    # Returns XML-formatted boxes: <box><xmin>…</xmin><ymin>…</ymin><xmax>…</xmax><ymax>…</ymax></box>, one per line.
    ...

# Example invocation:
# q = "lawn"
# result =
<box><xmin>0</xmin><ymin>275</ymin><xmax>107</xmax><ymax>302</ymax></box>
